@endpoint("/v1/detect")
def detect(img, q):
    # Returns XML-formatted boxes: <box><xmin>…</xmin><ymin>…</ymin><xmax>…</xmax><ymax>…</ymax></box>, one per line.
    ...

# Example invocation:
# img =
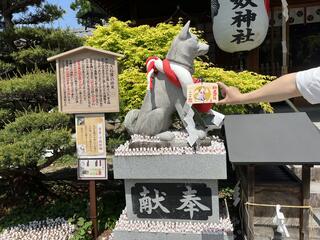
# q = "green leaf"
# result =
<box><xmin>77</xmin><ymin>217</ymin><xmax>85</xmax><ymax>227</ymax></box>
<box><xmin>83</xmin><ymin>221</ymin><xmax>92</xmax><ymax>228</ymax></box>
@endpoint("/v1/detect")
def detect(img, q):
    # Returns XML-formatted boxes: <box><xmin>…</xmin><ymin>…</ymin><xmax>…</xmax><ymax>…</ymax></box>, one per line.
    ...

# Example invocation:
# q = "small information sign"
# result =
<box><xmin>78</xmin><ymin>158</ymin><xmax>107</xmax><ymax>180</ymax></box>
<box><xmin>187</xmin><ymin>83</ymin><xmax>219</xmax><ymax>105</ymax></box>
<box><xmin>75</xmin><ymin>114</ymin><xmax>106</xmax><ymax>158</ymax></box>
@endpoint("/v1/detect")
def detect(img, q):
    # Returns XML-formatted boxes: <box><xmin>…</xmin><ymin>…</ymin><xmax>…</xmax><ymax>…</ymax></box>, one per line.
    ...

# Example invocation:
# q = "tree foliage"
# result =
<box><xmin>0</xmin><ymin>0</ymin><xmax>64</xmax><ymax>30</ymax></box>
<box><xmin>0</xmin><ymin>27</ymin><xmax>83</xmax><ymax>77</ymax></box>
<box><xmin>70</xmin><ymin>0</ymin><xmax>106</xmax><ymax>27</ymax></box>
<box><xmin>0</xmin><ymin>111</ymin><xmax>73</xmax><ymax>171</ymax></box>
<box><xmin>86</xmin><ymin>18</ymin><xmax>274</xmax><ymax>116</ymax></box>
<box><xmin>0</xmin><ymin>70</ymin><xmax>74</xmax><ymax>201</ymax></box>
<box><xmin>0</xmin><ymin>110</ymin><xmax>74</xmax><ymax>201</ymax></box>
<box><xmin>0</xmin><ymin>69</ymin><xmax>74</xmax><ymax>179</ymax></box>
<box><xmin>0</xmin><ymin>108</ymin><xmax>13</xmax><ymax>129</ymax></box>
<box><xmin>0</xmin><ymin>71</ymin><xmax>57</xmax><ymax>111</ymax></box>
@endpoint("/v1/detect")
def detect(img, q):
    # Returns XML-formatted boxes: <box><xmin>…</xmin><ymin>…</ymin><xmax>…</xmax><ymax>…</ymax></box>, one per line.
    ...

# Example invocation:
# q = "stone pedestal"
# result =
<box><xmin>113</xmin><ymin>230</ymin><xmax>234</xmax><ymax>240</ymax></box>
<box><xmin>111</xmin><ymin>152</ymin><xmax>233</xmax><ymax>240</ymax></box>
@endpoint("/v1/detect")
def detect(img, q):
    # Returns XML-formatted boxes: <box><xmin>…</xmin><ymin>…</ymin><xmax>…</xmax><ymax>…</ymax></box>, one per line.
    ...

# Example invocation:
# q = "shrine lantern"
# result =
<box><xmin>211</xmin><ymin>0</ymin><xmax>269</xmax><ymax>53</ymax></box>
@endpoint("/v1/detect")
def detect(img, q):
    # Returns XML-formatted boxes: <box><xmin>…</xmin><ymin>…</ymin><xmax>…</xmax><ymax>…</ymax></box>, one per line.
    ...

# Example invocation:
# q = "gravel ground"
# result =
<box><xmin>0</xmin><ymin>217</ymin><xmax>75</xmax><ymax>240</ymax></box>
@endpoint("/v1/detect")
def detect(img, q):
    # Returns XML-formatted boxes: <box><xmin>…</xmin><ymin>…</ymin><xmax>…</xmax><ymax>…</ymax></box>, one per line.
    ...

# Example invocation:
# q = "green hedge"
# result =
<box><xmin>0</xmin><ymin>129</ymin><xmax>72</xmax><ymax>168</ymax></box>
<box><xmin>0</xmin><ymin>109</ymin><xmax>13</xmax><ymax>129</ymax></box>
<box><xmin>0</xmin><ymin>71</ymin><xmax>57</xmax><ymax>111</ymax></box>
<box><xmin>0</xmin><ymin>61</ymin><xmax>15</xmax><ymax>76</ymax></box>
<box><xmin>10</xmin><ymin>46</ymin><xmax>58</xmax><ymax>71</ymax></box>
<box><xmin>0</xmin><ymin>111</ymin><xmax>70</xmax><ymax>143</ymax></box>
<box><xmin>0</xmin><ymin>27</ymin><xmax>83</xmax><ymax>76</ymax></box>
<box><xmin>86</xmin><ymin>18</ymin><xmax>274</xmax><ymax>116</ymax></box>
<box><xmin>86</xmin><ymin>18</ymin><xmax>182</xmax><ymax>70</ymax></box>
<box><xmin>0</xmin><ymin>111</ymin><xmax>73</xmax><ymax>169</ymax></box>
<box><xmin>194</xmin><ymin>62</ymin><xmax>274</xmax><ymax>114</ymax></box>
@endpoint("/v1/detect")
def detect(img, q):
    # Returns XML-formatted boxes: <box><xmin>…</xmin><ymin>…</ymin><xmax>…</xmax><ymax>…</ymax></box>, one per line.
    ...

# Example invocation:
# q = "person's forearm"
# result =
<box><xmin>238</xmin><ymin>73</ymin><xmax>301</xmax><ymax>104</ymax></box>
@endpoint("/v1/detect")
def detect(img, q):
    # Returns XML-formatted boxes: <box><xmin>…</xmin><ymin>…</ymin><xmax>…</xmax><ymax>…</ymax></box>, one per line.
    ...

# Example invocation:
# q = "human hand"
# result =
<box><xmin>217</xmin><ymin>82</ymin><xmax>243</xmax><ymax>105</ymax></box>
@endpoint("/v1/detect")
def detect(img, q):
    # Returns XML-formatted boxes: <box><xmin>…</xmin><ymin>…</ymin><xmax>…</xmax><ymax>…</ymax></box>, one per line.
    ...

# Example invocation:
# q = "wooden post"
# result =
<box><xmin>300</xmin><ymin>165</ymin><xmax>311</xmax><ymax>240</ymax></box>
<box><xmin>89</xmin><ymin>180</ymin><xmax>98</xmax><ymax>239</ymax></box>
<box><xmin>247</xmin><ymin>165</ymin><xmax>255</xmax><ymax>240</ymax></box>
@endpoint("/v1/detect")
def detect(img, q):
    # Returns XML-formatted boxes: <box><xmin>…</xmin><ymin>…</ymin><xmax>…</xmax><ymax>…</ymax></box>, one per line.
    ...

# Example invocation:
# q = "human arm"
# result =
<box><xmin>217</xmin><ymin>73</ymin><xmax>301</xmax><ymax>105</ymax></box>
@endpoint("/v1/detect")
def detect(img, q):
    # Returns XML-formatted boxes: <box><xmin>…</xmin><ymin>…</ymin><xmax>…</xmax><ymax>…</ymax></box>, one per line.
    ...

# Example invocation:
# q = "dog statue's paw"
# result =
<box><xmin>187</xmin><ymin>128</ymin><xmax>207</xmax><ymax>146</ymax></box>
<box><xmin>156</xmin><ymin>131</ymin><xmax>175</xmax><ymax>141</ymax></box>
<box><xmin>196</xmin><ymin>129</ymin><xmax>206</xmax><ymax>140</ymax></box>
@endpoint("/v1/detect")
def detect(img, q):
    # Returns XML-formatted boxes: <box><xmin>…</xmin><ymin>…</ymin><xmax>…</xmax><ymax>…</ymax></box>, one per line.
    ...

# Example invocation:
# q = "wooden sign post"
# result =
<box><xmin>48</xmin><ymin>46</ymin><xmax>123</xmax><ymax>239</ymax></box>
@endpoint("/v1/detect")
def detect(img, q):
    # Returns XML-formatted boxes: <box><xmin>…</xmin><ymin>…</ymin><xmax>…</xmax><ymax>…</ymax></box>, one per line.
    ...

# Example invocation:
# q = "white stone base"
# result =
<box><xmin>109</xmin><ymin>209</ymin><xmax>234</xmax><ymax>240</ymax></box>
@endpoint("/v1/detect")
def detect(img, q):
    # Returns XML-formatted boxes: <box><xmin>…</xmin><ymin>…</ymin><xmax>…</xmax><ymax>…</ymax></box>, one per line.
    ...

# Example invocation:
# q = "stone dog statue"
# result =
<box><xmin>124</xmin><ymin>21</ymin><xmax>224</xmax><ymax>145</ymax></box>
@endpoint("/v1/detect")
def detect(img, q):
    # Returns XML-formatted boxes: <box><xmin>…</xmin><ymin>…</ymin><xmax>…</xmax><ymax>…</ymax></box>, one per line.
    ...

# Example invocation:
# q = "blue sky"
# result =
<box><xmin>14</xmin><ymin>0</ymin><xmax>82</xmax><ymax>29</ymax></box>
<box><xmin>46</xmin><ymin>0</ymin><xmax>82</xmax><ymax>29</ymax></box>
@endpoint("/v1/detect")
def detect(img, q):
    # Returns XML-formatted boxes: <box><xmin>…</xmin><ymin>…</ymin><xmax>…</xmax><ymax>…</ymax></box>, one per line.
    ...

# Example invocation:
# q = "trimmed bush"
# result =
<box><xmin>0</xmin><ymin>71</ymin><xmax>57</xmax><ymax>111</ymax></box>
<box><xmin>194</xmin><ymin>62</ymin><xmax>274</xmax><ymax>114</ymax></box>
<box><xmin>86</xmin><ymin>18</ymin><xmax>182</xmax><ymax>70</ymax></box>
<box><xmin>10</xmin><ymin>46</ymin><xmax>58</xmax><ymax>71</ymax></box>
<box><xmin>0</xmin><ymin>61</ymin><xmax>15</xmax><ymax>76</ymax></box>
<box><xmin>0</xmin><ymin>129</ymin><xmax>72</xmax><ymax>168</ymax></box>
<box><xmin>0</xmin><ymin>111</ymin><xmax>70</xmax><ymax>143</ymax></box>
<box><xmin>0</xmin><ymin>27</ymin><xmax>83</xmax><ymax>76</ymax></box>
<box><xmin>0</xmin><ymin>109</ymin><xmax>13</xmax><ymax>129</ymax></box>
<box><xmin>0</xmin><ymin>111</ymin><xmax>73</xmax><ymax>169</ymax></box>
<box><xmin>86</xmin><ymin>18</ymin><xmax>274</xmax><ymax>117</ymax></box>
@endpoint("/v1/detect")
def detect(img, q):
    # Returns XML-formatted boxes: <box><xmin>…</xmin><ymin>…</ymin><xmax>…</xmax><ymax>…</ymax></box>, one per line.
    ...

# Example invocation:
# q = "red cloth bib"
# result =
<box><xmin>146</xmin><ymin>57</ymin><xmax>213</xmax><ymax>113</ymax></box>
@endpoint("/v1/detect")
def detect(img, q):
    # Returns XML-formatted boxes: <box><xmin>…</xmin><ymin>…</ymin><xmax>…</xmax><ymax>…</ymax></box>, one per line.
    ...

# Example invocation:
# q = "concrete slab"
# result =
<box><xmin>110</xmin><ymin>208</ymin><xmax>234</xmax><ymax>240</ymax></box>
<box><xmin>112</xmin><ymin>230</ymin><xmax>234</xmax><ymax>240</ymax></box>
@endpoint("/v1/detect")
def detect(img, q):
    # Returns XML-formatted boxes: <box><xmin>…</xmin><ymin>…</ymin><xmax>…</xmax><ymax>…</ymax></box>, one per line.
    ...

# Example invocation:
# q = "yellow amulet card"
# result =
<box><xmin>187</xmin><ymin>83</ymin><xmax>219</xmax><ymax>104</ymax></box>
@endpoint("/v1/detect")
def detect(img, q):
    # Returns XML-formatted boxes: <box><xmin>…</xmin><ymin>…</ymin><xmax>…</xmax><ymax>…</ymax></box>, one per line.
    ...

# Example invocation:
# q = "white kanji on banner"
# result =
<box><xmin>212</xmin><ymin>0</ymin><xmax>269</xmax><ymax>53</ymax></box>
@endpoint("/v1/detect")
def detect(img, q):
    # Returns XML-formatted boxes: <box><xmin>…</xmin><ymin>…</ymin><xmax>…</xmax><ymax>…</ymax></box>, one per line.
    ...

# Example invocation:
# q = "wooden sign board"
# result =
<box><xmin>78</xmin><ymin>158</ymin><xmax>108</xmax><ymax>180</ymax></box>
<box><xmin>75</xmin><ymin>114</ymin><xmax>106</xmax><ymax>158</ymax></box>
<box><xmin>48</xmin><ymin>46</ymin><xmax>123</xmax><ymax>114</ymax></box>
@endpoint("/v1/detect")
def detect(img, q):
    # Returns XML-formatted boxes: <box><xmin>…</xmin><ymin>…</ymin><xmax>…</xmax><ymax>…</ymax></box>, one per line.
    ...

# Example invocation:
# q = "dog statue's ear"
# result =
<box><xmin>178</xmin><ymin>21</ymin><xmax>191</xmax><ymax>40</ymax></box>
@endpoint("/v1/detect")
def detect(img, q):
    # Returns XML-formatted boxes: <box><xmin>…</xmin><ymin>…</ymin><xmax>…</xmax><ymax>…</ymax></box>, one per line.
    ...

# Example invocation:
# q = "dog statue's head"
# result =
<box><xmin>166</xmin><ymin>21</ymin><xmax>209</xmax><ymax>74</ymax></box>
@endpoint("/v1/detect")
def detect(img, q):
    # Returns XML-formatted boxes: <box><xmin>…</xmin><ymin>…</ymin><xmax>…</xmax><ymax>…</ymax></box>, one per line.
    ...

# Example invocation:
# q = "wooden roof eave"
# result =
<box><xmin>47</xmin><ymin>46</ymin><xmax>124</xmax><ymax>62</ymax></box>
